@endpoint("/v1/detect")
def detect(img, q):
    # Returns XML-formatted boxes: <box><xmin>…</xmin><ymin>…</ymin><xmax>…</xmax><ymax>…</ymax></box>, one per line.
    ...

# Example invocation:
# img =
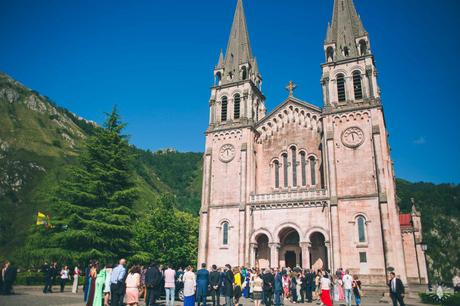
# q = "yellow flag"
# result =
<box><xmin>36</xmin><ymin>212</ymin><xmax>47</xmax><ymax>225</ymax></box>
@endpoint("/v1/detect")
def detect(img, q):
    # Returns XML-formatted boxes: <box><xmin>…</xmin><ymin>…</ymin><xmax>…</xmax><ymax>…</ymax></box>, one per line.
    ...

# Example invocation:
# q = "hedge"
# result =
<box><xmin>419</xmin><ymin>292</ymin><xmax>460</xmax><ymax>306</ymax></box>
<box><xmin>15</xmin><ymin>271</ymin><xmax>85</xmax><ymax>286</ymax></box>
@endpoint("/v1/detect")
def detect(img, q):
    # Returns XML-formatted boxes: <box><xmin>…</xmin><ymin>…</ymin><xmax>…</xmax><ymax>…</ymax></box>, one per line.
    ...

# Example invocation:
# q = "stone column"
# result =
<box><xmin>366</xmin><ymin>66</ymin><xmax>374</xmax><ymax>99</ymax></box>
<box><xmin>197</xmin><ymin>212</ymin><xmax>208</xmax><ymax>267</ymax></box>
<box><xmin>300</xmin><ymin>242</ymin><xmax>311</xmax><ymax>269</ymax></box>
<box><xmin>325</xmin><ymin>241</ymin><xmax>332</xmax><ymax>271</ymax></box>
<box><xmin>250</xmin><ymin>243</ymin><xmax>258</xmax><ymax>268</ymax></box>
<box><xmin>269</xmin><ymin>243</ymin><xmax>280</xmax><ymax>269</ymax></box>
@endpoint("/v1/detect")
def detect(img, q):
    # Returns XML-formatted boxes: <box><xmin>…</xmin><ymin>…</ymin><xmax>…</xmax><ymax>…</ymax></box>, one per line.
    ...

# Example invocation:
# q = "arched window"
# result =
<box><xmin>242</xmin><ymin>66</ymin><xmax>248</xmax><ymax>80</ymax></box>
<box><xmin>343</xmin><ymin>46</ymin><xmax>350</xmax><ymax>57</ymax></box>
<box><xmin>221</xmin><ymin>96</ymin><xmax>228</xmax><ymax>122</ymax></box>
<box><xmin>359</xmin><ymin>40</ymin><xmax>368</xmax><ymax>55</ymax></box>
<box><xmin>326</xmin><ymin>46</ymin><xmax>334</xmax><ymax>62</ymax></box>
<box><xmin>336</xmin><ymin>74</ymin><xmax>346</xmax><ymax>102</ymax></box>
<box><xmin>300</xmin><ymin>152</ymin><xmax>307</xmax><ymax>186</ymax></box>
<box><xmin>274</xmin><ymin>160</ymin><xmax>280</xmax><ymax>188</ymax></box>
<box><xmin>291</xmin><ymin>146</ymin><xmax>297</xmax><ymax>187</ymax></box>
<box><xmin>215</xmin><ymin>72</ymin><xmax>222</xmax><ymax>85</ymax></box>
<box><xmin>357</xmin><ymin>216</ymin><xmax>366</xmax><ymax>243</ymax></box>
<box><xmin>222</xmin><ymin>222</ymin><xmax>229</xmax><ymax>245</ymax></box>
<box><xmin>282</xmin><ymin>153</ymin><xmax>288</xmax><ymax>187</ymax></box>
<box><xmin>234</xmin><ymin>94</ymin><xmax>241</xmax><ymax>119</ymax></box>
<box><xmin>353</xmin><ymin>71</ymin><xmax>363</xmax><ymax>100</ymax></box>
<box><xmin>309</xmin><ymin>156</ymin><xmax>316</xmax><ymax>186</ymax></box>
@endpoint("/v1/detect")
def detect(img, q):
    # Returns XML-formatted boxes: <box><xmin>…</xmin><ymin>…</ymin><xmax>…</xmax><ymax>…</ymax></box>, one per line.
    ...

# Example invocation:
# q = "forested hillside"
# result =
<box><xmin>0</xmin><ymin>72</ymin><xmax>197</xmax><ymax>260</ymax></box>
<box><xmin>397</xmin><ymin>179</ymin><xmax>460</xmax><ymax>283</ymax></box>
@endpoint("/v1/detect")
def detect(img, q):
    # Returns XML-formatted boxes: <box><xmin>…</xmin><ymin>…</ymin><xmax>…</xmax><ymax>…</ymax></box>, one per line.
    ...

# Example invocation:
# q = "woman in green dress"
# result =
<box><xmin>92</xmin><ymin>267</ymin><xmax>107</xmax><ymax>306</ymax></box>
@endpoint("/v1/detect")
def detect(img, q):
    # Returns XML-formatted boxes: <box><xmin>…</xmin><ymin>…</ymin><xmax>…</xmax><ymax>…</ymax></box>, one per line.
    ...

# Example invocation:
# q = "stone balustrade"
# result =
<box><xmin>249</xmin><ymin>189</ymin><xmax>328</xmax><ymax>204</ymax></box>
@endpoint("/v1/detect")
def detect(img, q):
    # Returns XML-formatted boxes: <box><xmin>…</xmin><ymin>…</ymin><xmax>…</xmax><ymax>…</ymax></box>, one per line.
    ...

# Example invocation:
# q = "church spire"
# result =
<box><xmin>324</xmin><ymin>0</ymin><xmax>369</xmax><ymax>61</ymax></box>
<box><xmin>220</xmin><ymin>0</ymin><xmax>255</xmax><ymax>84</ymax></box>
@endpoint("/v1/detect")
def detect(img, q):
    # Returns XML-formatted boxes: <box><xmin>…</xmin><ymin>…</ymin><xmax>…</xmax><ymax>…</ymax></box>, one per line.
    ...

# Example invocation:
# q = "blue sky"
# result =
<box><xmin>1</xmin><ymin>0</ymin><xmax>459</xmax><ymax>184</ymax></box>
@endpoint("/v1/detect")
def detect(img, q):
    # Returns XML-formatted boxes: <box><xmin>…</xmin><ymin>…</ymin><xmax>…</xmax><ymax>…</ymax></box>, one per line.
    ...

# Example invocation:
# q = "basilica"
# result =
<box><xmin>197</xmin><ymin>0</ymin><xmax>428</xmax><ymax>286</ymax></box>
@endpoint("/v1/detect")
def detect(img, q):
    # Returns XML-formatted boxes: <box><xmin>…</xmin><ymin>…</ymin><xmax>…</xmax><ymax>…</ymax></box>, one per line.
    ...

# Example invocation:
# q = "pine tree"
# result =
<box><xmin>25</xmin><ymin>107</ymin><xmax>138</xmax><ymax>264</ymax></box>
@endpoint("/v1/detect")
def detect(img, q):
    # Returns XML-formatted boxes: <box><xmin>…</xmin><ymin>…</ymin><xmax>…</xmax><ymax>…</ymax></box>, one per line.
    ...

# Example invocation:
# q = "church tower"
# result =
<box><xmin>321</xmin><ymin>0</ymin><xmax>408</xmax><ymax>282</ymax></box>
<box><xmin>198</xmin><ymin>0</ymin><xmax>264</xmax><ymax>267</ymax></box>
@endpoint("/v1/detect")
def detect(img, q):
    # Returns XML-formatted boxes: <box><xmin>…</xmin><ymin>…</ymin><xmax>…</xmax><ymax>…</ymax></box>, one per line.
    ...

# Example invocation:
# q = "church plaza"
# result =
<box><xmin>0</xmin><ymin>286</ymin><xmax>428</xmax><ymax>306</ymax></box>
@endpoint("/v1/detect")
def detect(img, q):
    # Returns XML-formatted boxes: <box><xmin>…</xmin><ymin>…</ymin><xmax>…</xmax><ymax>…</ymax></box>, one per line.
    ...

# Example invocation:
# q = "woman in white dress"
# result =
<box><xmin>72</xmin><ymin>265</ymin><xmax>80</xmax><ymax>293</ymax></box>
<box><xmin>183</xmin><ymin>266</ymin><xmax>196</xmax><ymax>306</ymax></box>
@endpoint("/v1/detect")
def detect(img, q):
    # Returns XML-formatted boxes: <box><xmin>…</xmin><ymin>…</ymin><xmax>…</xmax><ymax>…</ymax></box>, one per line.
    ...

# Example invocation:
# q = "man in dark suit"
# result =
<box><xmin>222</xmin><ymin>264</ymin><xmax>234</xmax><ymax>306</ymax></box>
<box><xmin>145</xmin><ymin>262</ymin><xmax>162</xmax><ymax>306</ymax></box>
<box><xmin>42</xmin><ymin>262</ymin><xmax>55</xmax><ymax>293</ymax></box>
<box><xmin>209</xmin><ymin>265</ymin><xmax>221</xmax><ymax>306</ymax></box>
<box><xmin>2</xmin><ymin>261</ymin><xmax>17</xmax><ymax>295</ymax></box>
<box><xmin>304</xmin><ymin>269</ymin><xmax>315</xmax><ymax>303</ymax></box>
<box><xmin>196</xmin><ymin>263</ymin><xmax>210</xmax><ymax>306</ymax></box>
<box><xmin>388</xmin><ymin>272</ymin><xmax>406</xmax><ymax>306</ymax></box>
<box><xmin>263</xmin><ymin>268</ymin><xmax>275</xmax><ymax>306</ymax></box>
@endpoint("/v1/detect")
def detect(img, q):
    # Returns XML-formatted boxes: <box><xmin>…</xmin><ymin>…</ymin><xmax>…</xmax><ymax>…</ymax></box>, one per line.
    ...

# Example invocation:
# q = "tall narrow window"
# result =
<box><xmin>274</xmin><ymin>160</ymin><xmax>280</xmax><ymax>188</ymax></box>
<box><xmin>291</xmin><ymin>146</ymin><xmax>297</xmax><ymax>187</ymax></box>
<box><xmin>359</xmin><ymin>40</ymin><xmax>368</xmax><ymax>55</ymax></box>
<box><xmin>310</xmin><ymin>156</ymin><xmax>316</xmax><ymax>186</ymax></box>
<box><xmin>221</xmin><ymin>96</ymin><xmax>228</xmax><ymax>122</ymax></box>
<box><xmin>223</xmin><ymin>222</ymin><xmax>229</xmax><ymax>245</ymax></box>
<box><xmin>300</xmin><ymin>152</ymin><xmax>307</xmax><ymax>186</ymax></box>
<box><xmin>353</xmin><ymin>71</ymin><xmax>363</xmax><ymax>100</ymax></box>
<box><xmin>242</xmin><ymin>66</ymin><xmax>248</xmax><ymax>80</ymax></box>
<box><xmin>234</xmin><ymin>94</ymin><xmax>241</xmax><ymax>119</ymax></box>
<box><xmin>357</xmin><ymin>216</ymin><xmax>366</xmax><ymax>243</ymax></box>
<box><xmin>282</xmin><ymin>153</ymin><xmax>288</xmax><ymax>187</ymax></box>
<box><xmin>337</xmin><ymin>74</ymin><xmax>346</xmax><ymax>102</ymax></box>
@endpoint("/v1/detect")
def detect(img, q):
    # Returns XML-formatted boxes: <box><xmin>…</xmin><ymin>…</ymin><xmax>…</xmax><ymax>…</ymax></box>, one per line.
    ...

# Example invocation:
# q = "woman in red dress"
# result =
<box><xmin>319</xmin><ymin>271</ymin><xmax>332</xmax><ymax>306</ymax></box>
<box><xmin>86</xmin><ymin>263</ymin><xmax>98</xmax><ymax>306</ymax></box>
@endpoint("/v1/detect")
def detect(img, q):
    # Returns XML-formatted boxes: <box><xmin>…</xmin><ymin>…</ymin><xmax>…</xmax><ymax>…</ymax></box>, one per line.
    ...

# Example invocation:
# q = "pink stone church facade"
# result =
<box><xmin>198</xmin><ymin>0</ymin><xmax>428</xmax><ymax>285</ymax></box>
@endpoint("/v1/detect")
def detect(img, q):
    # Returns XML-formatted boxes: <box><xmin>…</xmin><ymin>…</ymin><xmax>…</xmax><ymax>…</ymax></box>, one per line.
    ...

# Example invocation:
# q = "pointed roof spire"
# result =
<box><xmin>216</xmin><ymin>49</ymin><xmax>224</xmax><ymax>68</ymax></box>
<box><xmin>325</xmin><ymin>0</ymin><xmax>368</xmax><ymax>60</ymax></box>
<box><xmin>221</xmin><ymin>0</ymin><xmax>254</xmax><ymax>83</ymax></box>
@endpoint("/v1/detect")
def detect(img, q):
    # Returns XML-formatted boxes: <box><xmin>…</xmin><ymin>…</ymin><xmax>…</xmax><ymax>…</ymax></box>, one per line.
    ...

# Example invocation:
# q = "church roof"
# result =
<box><xmin>220</xmin><ymin>0</ymin><xmax>255</xmax><ymax>84</ymax></box>
<box><xmin>256</xmin><ymin>96</ymin><xmax>321</xmax><ymax>127</ymax></box>
<box><xmin>325</xmin><ymin>0</ymin><xmax>368</xmax><ymax>60</ymax></box>
<box><xmin>399</xmin><ymin>213</ymin><xmax>412</xmax><ymax>227</ymax></box>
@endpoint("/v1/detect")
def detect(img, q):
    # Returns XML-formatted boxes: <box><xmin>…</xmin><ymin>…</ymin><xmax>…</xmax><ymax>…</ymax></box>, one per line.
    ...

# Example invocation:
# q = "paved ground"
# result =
<box><xmin>0</xmin><ymin>287</ymin><xmax>428</xmax><ymax>306</ymax></box>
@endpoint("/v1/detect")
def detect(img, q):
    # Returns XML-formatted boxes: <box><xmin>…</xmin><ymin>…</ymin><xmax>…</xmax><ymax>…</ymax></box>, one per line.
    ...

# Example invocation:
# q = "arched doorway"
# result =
<box><xmin>309</xmin><ymin>232</ymin><xmax>328</xmax><ymax>271</ymax></box>
<box><xmin>255</xmin><ymin>234</ymin><xmax>270</xmax><ymax>269</ymax></box>
<box><xmin>279</xmin><ymin>227</ymin><xmax>301</xmax><ymax>268</ymax></box>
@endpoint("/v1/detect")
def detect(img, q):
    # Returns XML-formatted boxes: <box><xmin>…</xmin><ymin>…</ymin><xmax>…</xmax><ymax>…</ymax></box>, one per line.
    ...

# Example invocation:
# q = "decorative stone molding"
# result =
<box><xmin>256</xmin><ymin>103</ymin><xmax>321</xmax><ymax>144</ymax></box>
<box><xmin>249</xmin><ymin>189</ymin><xmax>328</xmax><ymax>204</ymax></box>
<box><xmin>250</xmin><ymin>200</ymin><xmax>328</xmax><ymax>211</ymax></box>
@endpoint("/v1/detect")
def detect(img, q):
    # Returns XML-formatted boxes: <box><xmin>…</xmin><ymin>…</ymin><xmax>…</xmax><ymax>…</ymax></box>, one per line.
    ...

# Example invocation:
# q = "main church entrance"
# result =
<box><xmin>279</xmin><ymin>227</ymin><xmax>301</xmax><ymax>268</ymax></box>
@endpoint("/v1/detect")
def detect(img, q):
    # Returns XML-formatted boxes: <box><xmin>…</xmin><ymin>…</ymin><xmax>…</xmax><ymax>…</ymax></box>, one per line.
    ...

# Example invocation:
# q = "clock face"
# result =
<box><xmin>219</xmin><ymin>144</ymin><xmax>236</xmax><ymax>163</ymax></box>
<box><xmin>341</xmin><ymin>127</ymin><xmax>365</xmax><ymax>148</ymax></box>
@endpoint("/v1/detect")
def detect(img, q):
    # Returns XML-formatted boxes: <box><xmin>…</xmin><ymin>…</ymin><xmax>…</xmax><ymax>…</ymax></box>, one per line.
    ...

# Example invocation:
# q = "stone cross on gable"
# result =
<box><xmin>286</xmin><ymin>80</ymin><xmax>297</xmax><ymax>96</ymax></box>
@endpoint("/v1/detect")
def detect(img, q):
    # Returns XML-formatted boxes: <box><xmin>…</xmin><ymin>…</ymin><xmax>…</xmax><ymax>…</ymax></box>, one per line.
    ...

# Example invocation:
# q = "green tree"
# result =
<box><xmin>132</xmin><ymin>193</ymin><xmax>198</xmax><ymax>267</ymax></box>
<box><xmin>23</xmin><ymin>108</ymin><xmax>138</xmax><ymax>265</ymax></box>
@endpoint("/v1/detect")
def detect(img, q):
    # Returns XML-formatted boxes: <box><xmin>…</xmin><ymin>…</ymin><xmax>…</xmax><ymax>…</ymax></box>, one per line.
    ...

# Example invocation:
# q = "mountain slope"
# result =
<box><xmin>0</xmin><ymin>72</ymin><xmax>168</xmax><ymax>256</ymax></box>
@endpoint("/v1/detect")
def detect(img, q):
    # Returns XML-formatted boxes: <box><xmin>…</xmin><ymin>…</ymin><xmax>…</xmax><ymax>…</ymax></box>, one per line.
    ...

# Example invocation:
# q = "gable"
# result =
<box><xmin>255</xmin><ymin>97</ymin><xmax>322</xmax><ymax>143</ymax></box>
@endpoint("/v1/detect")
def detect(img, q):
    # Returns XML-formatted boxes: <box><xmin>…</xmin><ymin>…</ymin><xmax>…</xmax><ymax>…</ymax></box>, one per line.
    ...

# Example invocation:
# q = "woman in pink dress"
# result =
<box><xmin>125</xmin><ymin>266</ymin><xmax>141</xmax><ymax>306</ymax></box>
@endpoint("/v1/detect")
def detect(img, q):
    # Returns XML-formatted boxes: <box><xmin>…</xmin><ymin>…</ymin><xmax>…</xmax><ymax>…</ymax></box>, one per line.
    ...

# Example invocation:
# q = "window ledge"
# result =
<box><xmin>356</xmin><ymin>243</ymin><xmax>369</xmax><ymax>248</ymax></box>
<box><xmin>220</xmin><ymin>245</ymin><xmax>229</xmax><ymax>250</ymax></box>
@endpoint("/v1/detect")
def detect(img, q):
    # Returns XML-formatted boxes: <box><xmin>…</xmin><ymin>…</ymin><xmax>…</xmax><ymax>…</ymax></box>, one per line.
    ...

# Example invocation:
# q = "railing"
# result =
<box><xmin>249</xmin><ymin>189</ymin><xmax>328</xmax><ymax>203</ymax></box>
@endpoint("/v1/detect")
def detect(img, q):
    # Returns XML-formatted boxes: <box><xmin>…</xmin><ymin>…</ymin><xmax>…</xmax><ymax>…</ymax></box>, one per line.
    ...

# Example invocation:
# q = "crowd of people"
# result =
<box><xmin>2</xmin><ymin>257</ymin><xmax>439</xmax><ymax>306</ymax></box>
<box><xmin>39</xmin><ymin>260</ymin><xmax>366</xmax><ymax>306</ymax></box>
